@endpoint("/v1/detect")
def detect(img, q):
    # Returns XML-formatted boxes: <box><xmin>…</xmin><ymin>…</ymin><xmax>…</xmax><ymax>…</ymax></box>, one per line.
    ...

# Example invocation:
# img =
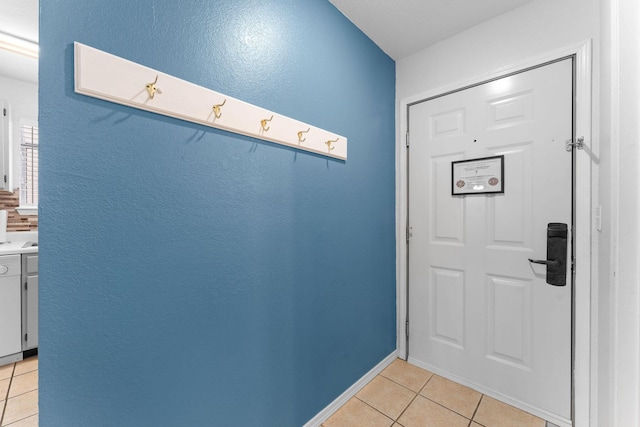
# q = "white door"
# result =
<box><xmin>407</xmin><ymin>59</ymin><xmax>573</xmax><ymax>424</ymax></box>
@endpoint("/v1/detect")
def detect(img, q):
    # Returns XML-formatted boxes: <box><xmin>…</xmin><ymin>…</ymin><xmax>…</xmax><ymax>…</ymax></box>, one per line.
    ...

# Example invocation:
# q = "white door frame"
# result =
<box><xmin>396</xmin><ymin>40</ymin><xmax>593</xmax><ymax>426</ymax></box>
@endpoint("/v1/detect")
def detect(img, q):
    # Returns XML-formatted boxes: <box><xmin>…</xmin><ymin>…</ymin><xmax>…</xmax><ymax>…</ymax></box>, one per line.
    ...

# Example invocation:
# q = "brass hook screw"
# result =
<box><xmin>261</xmin><ymin>115</ymin><xmax>274</xmax><ymax>132</ymax></box>
<box><xmin>145</xmin><ymin>75</ymin><xmax>161</xmax><ymax>99</ymax></box>
<box><xmin>325</xmin><ymin>137</ymin><xmax>339</xmax><ymax>152</ymax></box>
<box><xmin>212</xmin><ymin>99</ymin><xmax>226</xmax><ymax>119</ymax></box>
<box><xmin>298</xmin><ymin>128</ymin><xmax>310</xmax><ymax>143</ymax></box>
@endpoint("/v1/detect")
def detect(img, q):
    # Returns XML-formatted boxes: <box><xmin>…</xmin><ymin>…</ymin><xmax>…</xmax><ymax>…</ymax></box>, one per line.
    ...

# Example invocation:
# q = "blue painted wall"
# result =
<box><xmin>39</xmin><ymin>1</ymin><xmax>395</xmax><ymax>426</ymax></box>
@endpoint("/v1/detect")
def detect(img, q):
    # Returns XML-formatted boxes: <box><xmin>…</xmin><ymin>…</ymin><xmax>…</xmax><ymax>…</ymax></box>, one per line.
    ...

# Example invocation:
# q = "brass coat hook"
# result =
<box><xmin>145</xmin><ymin>75</ymin><xmax>162</xmax><ymax>99</ymax></box>
<box><xmin>298</xmin><ymin>128</ymin><xmax>310</xmax><ymax>143</ymax></box>
<box><xmin>212</xmin><ymin>99</ymin><xmax>226</xmax><ymax>119</ymax></box>
<box><xmin>325</xmin><ymin>137</ymin><xmax>339</xmax><ymax>152</ymax></box>
<box><xmin>261</xmin><ymin>115</ymin><xmax>274</xmax><ymax>132</ymax></box>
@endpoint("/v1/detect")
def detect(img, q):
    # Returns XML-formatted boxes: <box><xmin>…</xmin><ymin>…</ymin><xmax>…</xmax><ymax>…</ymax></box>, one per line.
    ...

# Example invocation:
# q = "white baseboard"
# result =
<box><xmin>302</xmin><ymin>350</ymin><xmax>398</xmax><ymax>427</ymax></box>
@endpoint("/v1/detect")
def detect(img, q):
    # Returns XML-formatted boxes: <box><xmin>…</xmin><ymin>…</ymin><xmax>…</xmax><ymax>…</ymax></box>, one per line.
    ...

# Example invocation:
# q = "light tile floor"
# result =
<box><xmin>0</xmin><ymin>356</ymin><xmax>548</xmax><ymax>427</ymax></box>
<box><xmin>0</xmin><ymin>356</ymin><xmax>38</xmax><ymax>427</ymax></box>
<box><xmin>323</xmin><ymin>359</ymin><xmax>546</xmax><ymax>427</ymax></box>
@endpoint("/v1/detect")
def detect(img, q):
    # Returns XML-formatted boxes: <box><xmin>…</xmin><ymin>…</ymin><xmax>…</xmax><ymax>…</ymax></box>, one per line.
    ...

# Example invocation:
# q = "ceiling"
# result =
<box><xmin>0</xmin><ymin>0</ymin><xmax>536</xmax><ymax>84</ymax></box>
<box><xmin>0</xmin><ymin>0</ymin><xmax>38</xmax><ymax>83</ymax></box>
<box><xmin>328</xmin><ymin>0</ymin><xmax>535</xmax><ymax>60</ymax></box>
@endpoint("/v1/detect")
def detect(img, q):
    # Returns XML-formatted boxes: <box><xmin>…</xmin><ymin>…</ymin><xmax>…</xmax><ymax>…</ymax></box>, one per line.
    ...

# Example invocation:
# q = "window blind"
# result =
<box><xmin>20</xmin><ymin>123</ymin><xmax>38</xmax><ymax>207</ymax></box>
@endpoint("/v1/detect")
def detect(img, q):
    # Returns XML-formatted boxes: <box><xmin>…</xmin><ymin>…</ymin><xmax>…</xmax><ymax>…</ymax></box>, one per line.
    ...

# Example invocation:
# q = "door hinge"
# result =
<box><xmin>406</xmin><ymin>226</ymin><xmax>411</xmax><ymax>243</ymax></box>
<box><xmin>405</xmin><ymin>321</ymin><xmax>409</xmax><ymax>338</ymax></box>
<box><xmin>24</xmin><ymin>333</ymin><xmax>27</xmax><ymax>342</ymax></box>
<box><xmin>3</xmin><ymin>175</ymin><xmax>6</xmax><ymax>184</ymax></box>
<box><xmin>406</xmin><ymin>132</ymin><xmax>410</xmax><ymax>148</ymax></box>
<box><xmin>24</xmin><ymin>282</ymin><xmax>27</xmax><ymax>290</ymax></box>
<box><xmin>566</xmin><ymin>136</ymin><xmax>584</xmax><ymax>152</ymax></box>
<box><xmin>2</xmin><ymin>108</ymin><xmax>6</xmax><ymax>117</ymax></box>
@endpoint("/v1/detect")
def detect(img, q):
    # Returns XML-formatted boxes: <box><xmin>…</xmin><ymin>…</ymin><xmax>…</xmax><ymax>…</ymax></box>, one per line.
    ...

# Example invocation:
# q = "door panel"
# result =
<box><xmin>408</xmin><ymin>59</ymin><xmax>573</xmax><ymax>423</ymax></box>
<box><xmin>431</xmin><ymin>267</ymin><xmax>465</xmax><ymax>348</ymax></box>
<box><xmin>486</xmin><ymin>275</ymin><xmax>532</xmax><ymax>369</ymax></box>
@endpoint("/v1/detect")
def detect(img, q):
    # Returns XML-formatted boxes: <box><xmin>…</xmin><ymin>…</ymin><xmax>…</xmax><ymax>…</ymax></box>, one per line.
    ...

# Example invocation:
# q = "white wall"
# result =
<box><xmin>601</xmin><ymin>0</ymin><xmax>640</xmax><ymax>424</ymax></box>
<box><xmin>0</xmin><ymin>74</ymin><xmax>38</xmax><ymax>191</ymax></box>
<box><xmin>397</xmin><ymin>0</ymin><xmax>611</xmax><ymax>425</ymax></box>
<box><xmin>397</xmin><ymin>0</ymin><xmax>599</xmax><ymax>99</ymax></box>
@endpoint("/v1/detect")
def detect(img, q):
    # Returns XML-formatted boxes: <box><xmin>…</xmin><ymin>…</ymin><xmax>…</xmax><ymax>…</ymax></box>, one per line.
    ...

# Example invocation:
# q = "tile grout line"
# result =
<box><xmin>3</xmin><ymin>397</ymin><xmax>37</xmax><ymax>426</ymax></box>
<box><xmin>392</xmin><ymin>391</ymin><xmax>420</xmax><ymax>424</ymax></box>
<box><xmin>332</xmin><ymin>365</ymin><xmax>545</xmax><ymax>427</ymax></box>
<box><xmin>378</xmin><ymin>371</ymin><xmax>432</xmax><ymax>396</ymax></box>
<box><xmin>6</xmin><ymin>370</ymin><xmax>38</xmax><ymax>400</ymax></box>
<box><xmin>353</xmin><ymin>396</ymin><xmax>396</xmax><ymax>424</ymax></box>
<box><xmin>1</xmin><ymin>361</ymin><xmax>39</xmax><ymax>427</ymax></box>
<box><xmin>415</xmin><ymin>374</ymin><xmax>479</xmax><ymax>423</ymax></box>
<box><xmin>4</xmin><ymin>414</ymin><xmax>38</xmax><ymax>427</ymax></box>
<box><xmin>349</xmin><ymin>371</ymin><xmax>432</xmax><ymax>425</ymax></box>
<box><xmin>0</xmin><ymin>363</ymin><xmax>16</xmax><ymax>427</ymax></box>
<box><xmin>419</xmin><ymin>394</ymin><xmax>476</xmax><ymax>423</ymax></box>
<box><xmin>470</xmin><ymin>395</ymin><xmax>486</xmax><ymax>427</ymax></box>
<box><xmin>371</xmin><ymin>372</ymin><xmax>423</xmax><ymax>422</ymax></box>
<box><xmin>422</xmin><ymin>374</ymin><xmax>486</xmax><ymax>421</ymax></box>
<box><xmin>368</xmin><ymin>369</ymin><xmax>528</xmax><ymax>427</ymax></box>
<box><xmin>390</xmin><ymin>373</ymin><xmax>434</xmax><ymax>424</ymax></box>
<box><xmin>396</xmin><ymin>373</ymin><xmax>484</xmax><ymax>426</ymax></box>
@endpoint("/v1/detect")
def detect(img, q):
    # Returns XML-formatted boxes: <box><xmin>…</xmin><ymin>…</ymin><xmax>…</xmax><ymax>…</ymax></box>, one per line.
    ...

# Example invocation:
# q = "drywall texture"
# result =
<box><xmin>39</xmin><ymin>1</ymin><xmax>395</xmax><ymax>426</ymax></box>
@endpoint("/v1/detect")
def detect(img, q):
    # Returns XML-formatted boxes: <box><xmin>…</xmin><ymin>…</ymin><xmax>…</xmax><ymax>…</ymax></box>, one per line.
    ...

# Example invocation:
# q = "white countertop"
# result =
<box><xmin>0</xmin><ymin>242</ymin><xmax>38</xmax><ymax>256</ymax></box>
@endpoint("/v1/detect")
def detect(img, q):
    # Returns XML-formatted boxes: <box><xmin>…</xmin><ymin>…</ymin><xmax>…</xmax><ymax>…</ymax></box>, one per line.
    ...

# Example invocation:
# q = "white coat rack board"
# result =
<box><xmin>73</xmin><ymin>42</ymin><xmax>347</xmax><ymax>160</ymax></box>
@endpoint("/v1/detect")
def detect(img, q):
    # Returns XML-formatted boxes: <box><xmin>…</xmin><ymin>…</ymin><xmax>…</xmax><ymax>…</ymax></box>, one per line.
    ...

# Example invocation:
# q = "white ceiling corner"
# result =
<box><xmin>329</xmin><ymin>0</ymin><xmax>536</xmax><ymax>60</ymax></box>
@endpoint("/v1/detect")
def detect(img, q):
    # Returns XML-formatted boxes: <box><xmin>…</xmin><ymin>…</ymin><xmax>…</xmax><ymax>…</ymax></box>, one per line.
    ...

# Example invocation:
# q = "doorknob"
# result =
<box><xmin>528</xmin><ymin>223</ymin><xmax>568</xmax><ymax>286</ymax></box>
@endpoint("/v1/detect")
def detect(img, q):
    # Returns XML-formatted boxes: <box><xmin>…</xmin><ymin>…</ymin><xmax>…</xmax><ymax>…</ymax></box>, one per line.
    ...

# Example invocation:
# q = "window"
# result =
<box><xmin>20</xmin><ymin>123</ymin><xmax>38</xmax><ymax>208</ymax></box>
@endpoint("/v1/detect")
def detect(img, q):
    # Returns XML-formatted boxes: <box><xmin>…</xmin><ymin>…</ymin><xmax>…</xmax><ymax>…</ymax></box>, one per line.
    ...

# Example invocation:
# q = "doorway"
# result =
<box><xmin>405</xmin><ymin>58</ymin><xmax>575</xmax><ymax>427</ymax></box>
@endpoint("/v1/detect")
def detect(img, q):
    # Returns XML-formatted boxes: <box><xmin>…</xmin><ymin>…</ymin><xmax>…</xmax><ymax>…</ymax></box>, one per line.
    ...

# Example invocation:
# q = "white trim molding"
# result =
<box><xmin>609</xmin><ymin>0</ymin><xmax>640</xmax><ymax>424</ymax></box>
<box><xmin>302</xmin><ymin>351</ymin><xmax>397</xmax><ymax>427</ymax></box>
<box><xmin>396</xmin><ymin>40</ymin><xmax>594</xmax><ymax>426</ymax></box>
